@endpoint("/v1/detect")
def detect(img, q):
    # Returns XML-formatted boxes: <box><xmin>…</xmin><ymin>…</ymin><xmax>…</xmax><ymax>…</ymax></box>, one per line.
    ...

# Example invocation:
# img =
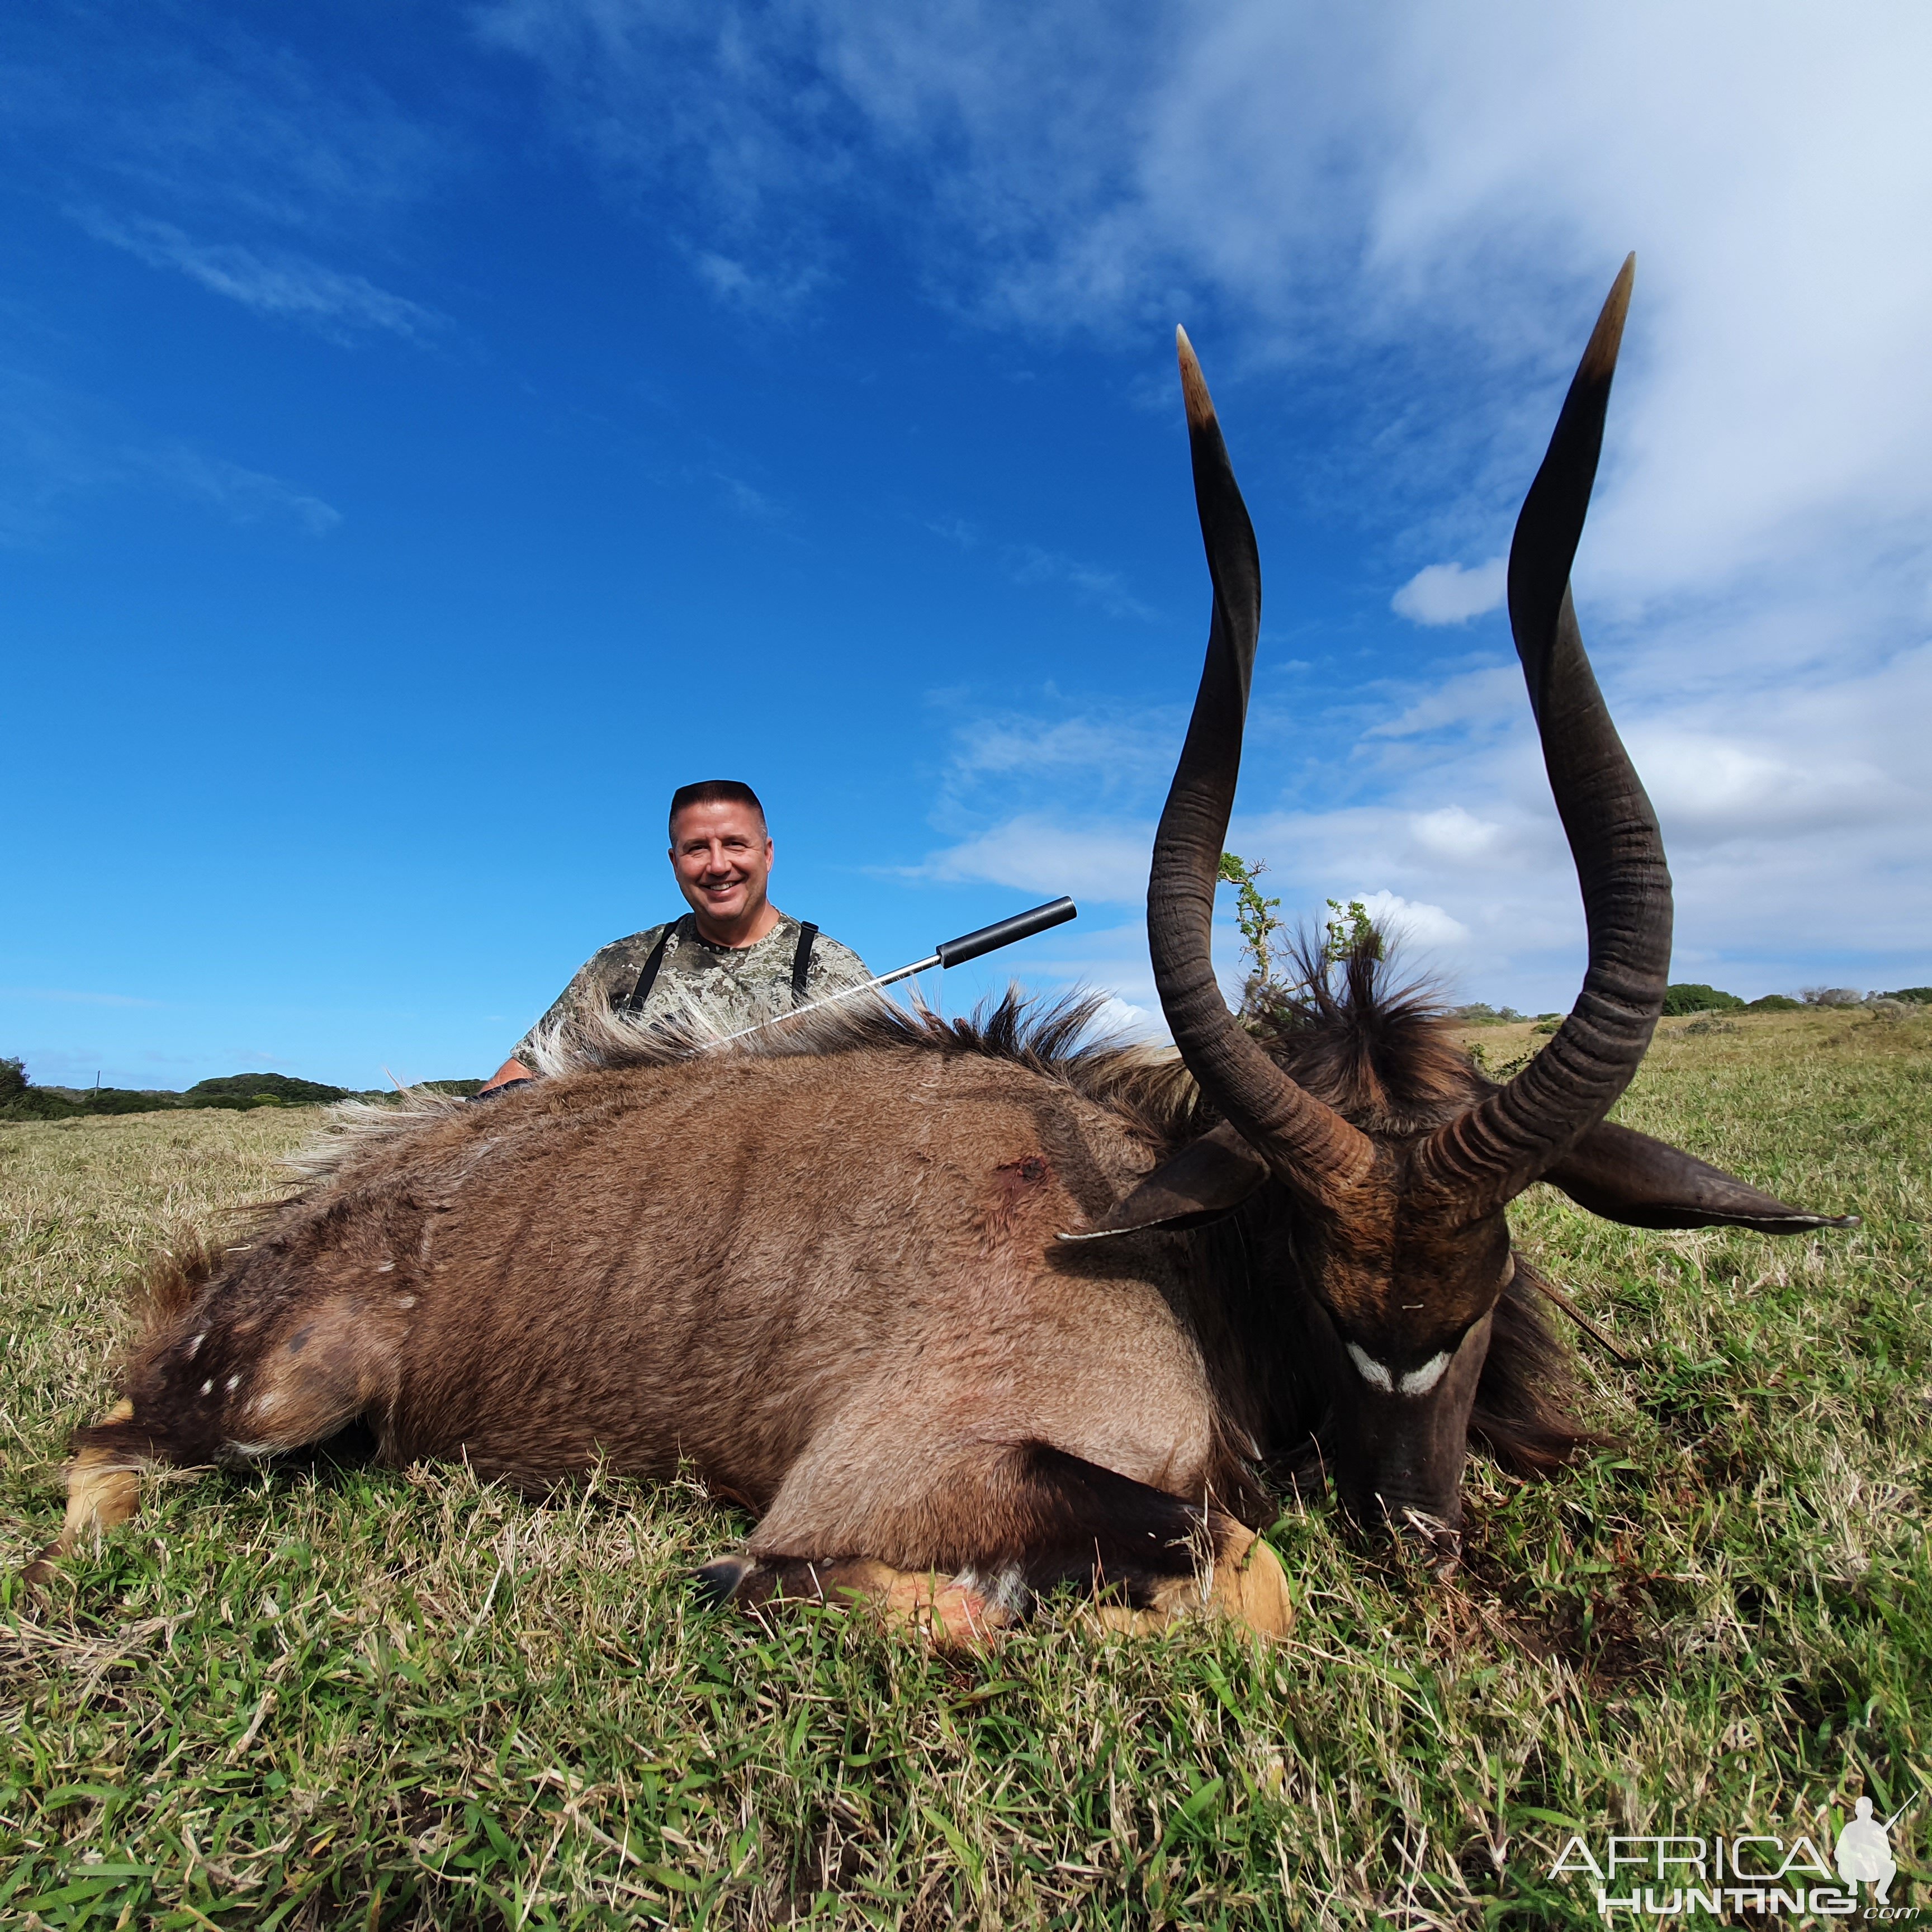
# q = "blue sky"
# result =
<box><xmin>5</xmin><ymin>1</ymin><xmax>1929</xmax><ymax>1090</ymax></box>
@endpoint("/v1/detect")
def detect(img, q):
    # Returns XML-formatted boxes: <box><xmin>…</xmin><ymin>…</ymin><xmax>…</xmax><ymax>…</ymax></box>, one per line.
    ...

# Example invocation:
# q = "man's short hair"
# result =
<box><xmin>669</xmin><ymin>779</ymin><xmax>766</xmax><ymax>836</ymax></box>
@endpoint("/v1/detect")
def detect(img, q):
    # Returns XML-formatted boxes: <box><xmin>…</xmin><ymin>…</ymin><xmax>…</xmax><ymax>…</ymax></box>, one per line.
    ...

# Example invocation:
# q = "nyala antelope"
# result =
<box><xmin>31</xmin><ymin>259</ymin><xmax>1852</xmax><ymax>1640</ymax></box>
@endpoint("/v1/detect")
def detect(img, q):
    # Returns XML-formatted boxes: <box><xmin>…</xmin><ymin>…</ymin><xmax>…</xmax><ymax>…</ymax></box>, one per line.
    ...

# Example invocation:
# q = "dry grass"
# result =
<box><xmin>2</xmin><ymin>1008</ymin><xmax>1928</xmax><ymax>1928</ymax></box>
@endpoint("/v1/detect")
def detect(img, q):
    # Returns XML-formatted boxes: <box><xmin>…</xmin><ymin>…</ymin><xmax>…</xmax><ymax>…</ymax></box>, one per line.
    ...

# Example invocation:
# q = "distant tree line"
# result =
<box><xmin>0</xmin><ymin>1062</ymin><xmax>484</xmax><ymax>1122</ymax></box>
<box><xmin>1449</xmin><ymin>984</ymin><xmax>1930</xmax><ymax>1027</ymax></box>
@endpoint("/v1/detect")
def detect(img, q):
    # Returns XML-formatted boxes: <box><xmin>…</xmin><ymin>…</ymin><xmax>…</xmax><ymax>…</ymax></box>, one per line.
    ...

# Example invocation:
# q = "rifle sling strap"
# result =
<box><xmin>791</xmin><ymin>922</ymin><xmax>818</xmax><ymax>1006</ymax></box>
<box><xmin>623</xmin><ymin>916</ymin><xmax>689</xmax><ymax>1014</ymax></box>
<box><xmin>623</xmin><ymin>916</ymin><xmax>818</xmax><ymax>1015</ymax></box>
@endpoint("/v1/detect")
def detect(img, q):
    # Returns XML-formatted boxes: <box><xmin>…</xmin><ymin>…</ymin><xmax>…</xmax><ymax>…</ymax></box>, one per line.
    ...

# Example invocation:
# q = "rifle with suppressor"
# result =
<box><xmin>707</xmin><ymin>896</ymin><xmax>1078</xmax><ymax>1048</ymax></box>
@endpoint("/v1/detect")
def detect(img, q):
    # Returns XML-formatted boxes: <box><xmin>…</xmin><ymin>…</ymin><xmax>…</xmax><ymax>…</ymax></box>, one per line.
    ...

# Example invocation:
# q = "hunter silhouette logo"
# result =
<box><xmin>1835</xmin><ymin>1797</ymin><xmax>1901</xmax><ymax>1905</ymax></box>
<box><xmin>1545</xmin><ymin>1793</ymin><xmax>1916</xmax><ymax>1919</ymax></box>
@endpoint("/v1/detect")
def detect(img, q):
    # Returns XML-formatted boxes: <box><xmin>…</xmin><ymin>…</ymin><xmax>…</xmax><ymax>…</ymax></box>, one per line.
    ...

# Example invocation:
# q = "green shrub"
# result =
<box><xmin>0</xmin><ymin>1060</ymin><xmax>127</xmax><ymax>1119</ymax></box>
<box><xmin>0</xmin><ymin>1086</ymin><xmax>84</xmax><ymax>1121</ymax></box>
<box><xmin>1660</xmin><ymin>982</ymin><xmax>1744</xmax><ymax>1015</ymax></box>
<box><xmin>184</xmin><ymin>1072</ymin><xmax>351</xmax><ymax>1106</ymax></box>
<box><xmin>1746</xmin><ymin>993</ymin><xmax>1802</xmax><ymax>1012</ymax></box>
<box><xmin>1879</xmin><ymin>986</ymin><xmax>1932</xmax><ymax>1005</ymax></box>
<box><xmin>1216</xmin><ymin>851</ymin><xmax>1285</xmax><ymax>995</ymax></box>
<box><xmin>83</xmin><ymin>1090</ymin><xmax>179</xmax><ymax>1115</ymax></box>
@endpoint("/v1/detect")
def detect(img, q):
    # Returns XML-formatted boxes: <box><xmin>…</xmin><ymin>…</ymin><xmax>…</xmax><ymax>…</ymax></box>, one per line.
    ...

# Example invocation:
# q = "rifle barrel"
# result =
<box><xmin>706</xmin><ymin>897</ymin><xmax>1078</xmax><ymax>1049</ymax></box>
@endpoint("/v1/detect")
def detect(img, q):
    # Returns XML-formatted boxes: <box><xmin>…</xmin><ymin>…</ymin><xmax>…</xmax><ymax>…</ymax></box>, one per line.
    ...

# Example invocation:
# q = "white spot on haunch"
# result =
<box><xmin>1397</xmin><ymin>1352</ymin><xmax>1452</xmax><ymax>1398</ymax></box>
<box><xmin>376</xmin><ymin>1261</ymin><xmax>394</xmax><ymax>1273</ymax></box>
<box><xmin>395</xmin><ymin>1294</ymin><xmax>416</xmax><ymax>1309</ymax></box>
<box><xmin>1346</xmin><ymin>1343</ymin><xmax>1393</xmax><ymax>1392</ymax></box>
<box><xmin>185</xmin><ymin>1332</ymin><xmax>204</xmax><ymax>1359</ymax></box>
<box><xmin>198</xmin><ymin>1380</ymin><xmax>213</xmax><ymax>1397</ymax></box>
<box><xmin>225</xmin><ymin>1374</ymin><xmax>240</xmax><ymax>1393</ymax></box>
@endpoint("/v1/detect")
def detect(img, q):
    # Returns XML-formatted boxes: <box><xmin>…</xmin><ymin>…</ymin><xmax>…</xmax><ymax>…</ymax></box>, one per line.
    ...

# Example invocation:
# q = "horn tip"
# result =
<box><xmin>1579</xmin><ymin>254</ymin><xmax>1637</xmax><ymax>385</ymax></box>
<box><xmin>1176</xmin><ymin>327</ymin><xmax>1215</xmax><ymax>432</ymax></box>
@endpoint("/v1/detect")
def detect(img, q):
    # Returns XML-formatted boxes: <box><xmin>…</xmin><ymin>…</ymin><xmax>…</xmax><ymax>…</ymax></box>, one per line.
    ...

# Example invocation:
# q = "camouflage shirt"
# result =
<box><xmin>514</xmin><ymin>912</ymin><xmax>873</xmax><ymax>1060</ymax></box>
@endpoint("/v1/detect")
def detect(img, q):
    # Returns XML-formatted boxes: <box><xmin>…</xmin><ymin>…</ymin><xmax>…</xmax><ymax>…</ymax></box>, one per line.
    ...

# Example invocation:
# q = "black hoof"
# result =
<box><xmin>692</xmin><ymin>1555</ymin><xmax>754</xmax><ymax>1609</ymax></box>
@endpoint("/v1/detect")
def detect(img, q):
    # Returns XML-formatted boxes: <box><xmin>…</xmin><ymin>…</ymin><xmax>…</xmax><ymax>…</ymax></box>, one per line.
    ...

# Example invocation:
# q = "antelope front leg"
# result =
<box><xmin>696</xmin><ymin>1554</ymin><xmax>1019</xmax><ymax>1649</ymax></box>
<box><xmin>1078</xmin><ymin>1523</ymin><xmax>1295</xmax><ymax>1640</ymax></box>
<box><xmin>20</xmin><ymin>1400</ymin><xmax>143</xmax><ymax>1591</ymax></box>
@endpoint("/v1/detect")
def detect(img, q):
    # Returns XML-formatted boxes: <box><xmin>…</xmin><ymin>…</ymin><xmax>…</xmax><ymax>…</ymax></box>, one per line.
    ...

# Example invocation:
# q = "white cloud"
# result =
<box><xmin>75</xmin><ymin>210</ymin><xmax>444</xmax><ymax>342</ymax></box>
<box><xmin>0</xmin><ymin>987</ymin><xmax>164</xmax><ymax>1008</ymax></box>
<box><xmin>6</xmin><ymin>15</ymin><xmax>451</xmax><ymax>239</ymax></box>
<box><xmin>1234</xmin><ymin>640</ymin><xmax>1932</xmax><ymax>1002</ymax></box>
<box><xmin>1088</xmin><ymin>995</ymin><xmax>1164</xmax><ymax>1042</ymax></box>
<box><xmin>712</xmin><ymin>471</ymin><xmax>783</xmax><ymax>521</ymax></box>
<box><xmin>916</xmin><ymin>815</ymin><xmax>1152</xmax><ymax>904</ymax></box>
<box><xmin>1630</xmin><ymin>735</ymin><xmax>1833</xmax><ymax>838</ymax></box>
<box><xmin>1408</xmin><ymin>805</ymin><xmax>1509</xmax><ymax>865</ymax></box>
<box><xmin>948</xmin><ymin>712</ymin><xmax>1174</xmax><ymax>788</ymax></box>
<box><xmin>1001</xmin><ymin>544</ymin><xmax>1155</xmax><ymax>622</ymax></box>
<box><xmin>1392</xmin><ymin>557</ymin><xmax>1505</xmax><ymax>626</ymax></box>
<box><xmin>131</xmin><ymin>444</ymin><xmax>342</xmax><ymax>536</ymax></box>
<box><xmin>482</xmin><ymin>0</ymin><xmax>1932</xmax><ymax>1005</ymax></box>
<box><xmin>486</xmin><ymin>0</ymin><xmax>1932</xmax><ymax>618</ymax></box>
<box><xmin>1370</xmin><ymin>663</ymin><xmax>1520</xmax><ymax>738</ymax></box>
<box><xmin>0</xmin><ymin>367</ymin><xmax>340</xmax><ymax>543</ymax></box>
<box><xmin>1337</xmin><ymin>890</ymin><xmax>1470</xmax><ymax>950</ymax></box>
<box><xmin>693</xmin><ymin>248</ymin><xmax>827</xmax><ymax>315</ymax></box>
<box><xmin>917</xmin><ymin>518</ymin><xmax>1154</xmax><ymax>618</ymax></box>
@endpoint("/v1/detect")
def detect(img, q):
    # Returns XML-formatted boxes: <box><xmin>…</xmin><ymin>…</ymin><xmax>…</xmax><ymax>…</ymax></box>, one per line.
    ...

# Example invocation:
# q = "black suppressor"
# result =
<box><xmin>934</xmin><ymin>897</ymin><xmax>1078</xmax><ymax>970</ymax></box>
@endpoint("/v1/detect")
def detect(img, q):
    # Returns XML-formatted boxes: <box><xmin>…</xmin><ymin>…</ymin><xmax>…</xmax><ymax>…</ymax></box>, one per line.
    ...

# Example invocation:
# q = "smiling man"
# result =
<box><xmin>479</xmin><ymin>780</ymin><xmax>873</xmax><ymax>1092</ymax></box>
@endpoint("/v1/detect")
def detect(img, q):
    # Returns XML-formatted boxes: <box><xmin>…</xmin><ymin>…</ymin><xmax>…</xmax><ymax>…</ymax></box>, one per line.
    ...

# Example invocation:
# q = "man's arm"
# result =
<box><xmin>480</xmin><ymin>958</ymin><xmax>605</xmax><ymax>1094</ymax></box>
<box><xmin>479</xmin><ymin>928</ymin><xmax>670</xmax><ymax>1094</ymax></box>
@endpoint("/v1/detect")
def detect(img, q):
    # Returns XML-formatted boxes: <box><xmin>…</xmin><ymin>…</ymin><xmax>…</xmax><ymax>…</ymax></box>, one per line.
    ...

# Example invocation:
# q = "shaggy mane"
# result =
<box><xmin>1243</xmin><ymin>932</ymin><xmax>1481</xmax><ymax>1135</ymax></box>
<box><xmin>286</xmin><ymin>929</ymin><xmax>1485</xmax><ymax>1194</ymax></box>
<box><xmin>539</xmin><ymin>986</ymin><xmax>1211</xmax><ymax>1147</ymax></box>
<box><xmin>280</xmin><ymin>988</ymin><xmax>1205</xmax><ymax>1192</ymax></box>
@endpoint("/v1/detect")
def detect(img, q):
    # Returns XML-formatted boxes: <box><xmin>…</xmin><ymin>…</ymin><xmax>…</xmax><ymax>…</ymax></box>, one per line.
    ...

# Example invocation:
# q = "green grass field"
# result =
<box><xmin>2</xmin><ymin>1008</ymin><xmax>1927</xmax><ymax>1929</ymax></box>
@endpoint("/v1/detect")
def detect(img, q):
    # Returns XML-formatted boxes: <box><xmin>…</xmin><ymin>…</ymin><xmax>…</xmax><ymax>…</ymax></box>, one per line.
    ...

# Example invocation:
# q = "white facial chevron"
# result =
<box><xmin>1396</xmin><ymin>1351</ymin><xmax>1451</xmax><ymax>1397</ymax></box>
<box><xmin>1344</xmin><ymin>1342</ymin><xmax>1393</xmax><ymax>1391</ymax></box>
<box><xmin>1346</xmin><ymin>1343</ymin><xmax>1453</xmax><ymax>1398</ymax></box>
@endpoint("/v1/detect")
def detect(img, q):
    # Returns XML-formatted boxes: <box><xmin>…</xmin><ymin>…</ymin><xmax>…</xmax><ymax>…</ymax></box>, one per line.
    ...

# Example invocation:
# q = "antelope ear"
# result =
<box><xmin>1059</xmin><ymin>1120</ymin><xmax>1270</xmax><ymax>1240</ymax></box>
<box><xmin>1543</xmin><ymin>1120</ymin><xmax>1857</xmax><ymax>1233</ymax></box>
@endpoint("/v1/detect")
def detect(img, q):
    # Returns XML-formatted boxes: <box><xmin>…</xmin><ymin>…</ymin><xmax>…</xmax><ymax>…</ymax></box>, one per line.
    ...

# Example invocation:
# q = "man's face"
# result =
<box><xmin>669</xmin><ymin>801</ymin><xmax>774</xmax><ymax>931</ymax></box>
